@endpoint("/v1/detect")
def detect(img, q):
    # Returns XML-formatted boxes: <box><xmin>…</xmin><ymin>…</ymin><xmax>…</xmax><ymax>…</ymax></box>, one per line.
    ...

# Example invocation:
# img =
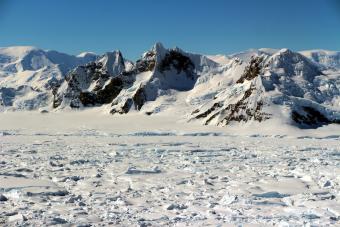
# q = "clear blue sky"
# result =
<box><xmin>1</xmin><ymin>0</ymin><xmax>340</xmax><ymax>59</ymax></box>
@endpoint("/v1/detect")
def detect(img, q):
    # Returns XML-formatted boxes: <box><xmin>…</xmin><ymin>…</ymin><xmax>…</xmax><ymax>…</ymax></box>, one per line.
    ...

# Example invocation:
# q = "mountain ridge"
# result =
<box><xmin>1</xmin><ymin>43</ymin><xmax>339</xmax><ymax>128</ymax></box>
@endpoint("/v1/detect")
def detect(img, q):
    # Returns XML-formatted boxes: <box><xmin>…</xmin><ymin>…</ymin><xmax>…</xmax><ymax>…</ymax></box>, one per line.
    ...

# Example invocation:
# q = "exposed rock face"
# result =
<box><xmin>110</xmin><ymin>98</ymin><xmax>133</xmax><ymax>114</ymax></box>
<box><xmin>132</xmin><ymin>86</ymin><xmax>147</xmax><ymax>111</ymax></box>
<box><xmin>52</xmin><ymin>85</ymin><xmax>62</xmax><ymax>109</ymax></box>
<box><xmin>216</xmin><ymin>86</ymin><xmax>269</xmax><ymax>125</ymax></box>
<box><xmin>193</xmin><ymin>77</ymin><xmax>270</xmax><ymax>126</ymax></box>
<box><xmin>159</xmin><ymin>50</ymin><xmax>195</xmax><ymax>76</ymax></box>
<box><xmin>76</xmin><ymin>75</ymin><xmax>125</xmax><ymax>107</ymax></box>
<box><xmin>136</xmin><ymin>51</ymin><xmax>156</xmax><ymax>73</ymax></box>
<box><xmin>292</xmin><ymin>106</ymin><xmax>340</xmax><ymax>129</ymax></box>
<box><xmin>95</xmin><ymin>77</ymin><xmax>124</xmax><ymax>104</ymax></box>
<box><xmin>236</xmin><ymin>56</ymin><xmax>263</xmax><ymax>84</ymax></box>
<box><xmin>53</xmin><ymin>51</ymin><xmax>126</xmax><ymax>109</ymax></box>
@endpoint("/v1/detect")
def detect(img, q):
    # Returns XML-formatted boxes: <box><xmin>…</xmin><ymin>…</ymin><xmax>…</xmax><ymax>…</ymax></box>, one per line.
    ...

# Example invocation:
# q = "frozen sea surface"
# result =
<box><xmin>0</xmin><ymin>111</ymin><xmax>340</xmax><ymax>226</ymax></box>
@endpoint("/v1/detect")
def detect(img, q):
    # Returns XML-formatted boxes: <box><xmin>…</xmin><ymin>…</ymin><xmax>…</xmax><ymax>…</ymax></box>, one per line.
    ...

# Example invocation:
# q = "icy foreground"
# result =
<box><xmin>1</xmin><ymin>112</ymin><xmax>340</xmax><ymax>226</ymax></box>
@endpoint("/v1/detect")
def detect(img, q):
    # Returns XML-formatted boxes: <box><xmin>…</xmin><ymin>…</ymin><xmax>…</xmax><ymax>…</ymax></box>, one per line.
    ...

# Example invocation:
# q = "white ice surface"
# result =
<box><xmin>0</xmin><ymin>110</ymin><xmax>340</xmax><ymax>226</ymax></box>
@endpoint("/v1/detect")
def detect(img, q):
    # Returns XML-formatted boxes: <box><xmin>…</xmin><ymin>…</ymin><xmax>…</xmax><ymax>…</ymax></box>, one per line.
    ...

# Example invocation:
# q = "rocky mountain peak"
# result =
<box><xmin>236</xmin><ymin>56</ymin><xmax>264</xmax><ymax>84</ymax></box>
<box><xmin>98</xmin><ymin>51</ymin><xmax>125</xmax><ymax>76</ymax></box>
<box><xmin>266</xmin><ymin>48</ymin><xmax>322</xmax><ymax>82</ymax></box>
<box><xmin>151</xmin><ymin>42</ymin><xmax>167</xmax><ymax>62</ymax></box>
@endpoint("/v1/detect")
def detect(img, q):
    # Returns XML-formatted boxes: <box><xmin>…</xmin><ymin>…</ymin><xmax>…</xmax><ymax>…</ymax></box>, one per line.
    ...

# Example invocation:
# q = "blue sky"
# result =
<box><xmin>0</xmin><ymin>0</ymin><xmax>340</xmax><ymax>59</ymax></box>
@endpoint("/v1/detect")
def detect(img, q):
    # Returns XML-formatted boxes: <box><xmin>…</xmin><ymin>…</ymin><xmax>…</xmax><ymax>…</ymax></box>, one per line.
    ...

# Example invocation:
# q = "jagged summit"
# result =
<box><xmin>98</xmin><ymin>51</ymin><xmax>125</xmax><ymax>76</ymax></box>
<box><xmin>0</xmin><ymin>44</ymin><xmax>339</xmax><ymax>128</ymax></box>
<box><xmin>151</xmin><ymin>42</ymin><xmax>167</xmax><ymax>62</ymax></box>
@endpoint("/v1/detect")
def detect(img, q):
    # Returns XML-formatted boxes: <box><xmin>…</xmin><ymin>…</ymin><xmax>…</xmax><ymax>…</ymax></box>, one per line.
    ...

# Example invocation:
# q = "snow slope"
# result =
<box><xmin>206</xmin><ymin>54</ymin><xmax>231</xmax><ymax>66</ymax></box>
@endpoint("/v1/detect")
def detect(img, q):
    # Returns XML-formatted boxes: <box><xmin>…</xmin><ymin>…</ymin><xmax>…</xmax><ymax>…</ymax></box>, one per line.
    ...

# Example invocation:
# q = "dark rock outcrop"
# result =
<box><xmin>236</xmin><ymin>56</ymin><xmax>263</xmax><ymax>83</ymax></box>
<box><xmin>110</xmin><ymin>98</ymin><xmax>133</xmax><ymax>114</ymax></box>
<box><xmin>159</xmin><ymin>50</ymin><xmax>195</xmax><ymax>76</ymax></box>
<box><xmin>132</xmin><ymin>86</ymin><xmax>147</xmax><ymax>111</ymax></box>
<box><xmin>217</xmin><ymin>86</ymin><xmax>269</xmax><ymax>125</ymax></box>
<box><xmin>136</xmin><ymin>51</ymin><xmax>156</xmax><ymax>72</ymax></box>
<box><xmin>194</xmin><ymin>85</ymin><xmax>270</xmax><ymax>125</ymax></box>
<box><xmin>292</xmin><ymin>106</ymin><xmax>339</xmax><ymax>128</ymax></box>
<box><xmin>53</xmin><ymin>51</ymin><xmax>127</xmax><ymax>108</ymax></box>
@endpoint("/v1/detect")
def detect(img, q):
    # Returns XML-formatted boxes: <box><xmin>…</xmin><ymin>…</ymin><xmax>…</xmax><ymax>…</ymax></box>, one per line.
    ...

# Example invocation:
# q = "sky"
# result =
<box><xmin>0</xmin><ymin>0</ymin><xmax>340</xmax><ymax>60</ymax></box>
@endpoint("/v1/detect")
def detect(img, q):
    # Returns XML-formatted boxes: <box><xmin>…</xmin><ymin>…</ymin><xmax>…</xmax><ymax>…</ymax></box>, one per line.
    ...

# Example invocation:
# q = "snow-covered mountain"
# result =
<box><xmin>1</xmin><ymin>44</ymin><xmax>339</xmax><ymax>128</ymax></box>
<box><xmin>0</xmin><ymin>46</ymin><xmax>97</xmax><ymax>110</ymax></box>
<box><xmin>300</xmin><ymin>49</ymin><xmax>340</xmax><ymax>70</ymax></box>
<box><xmin>54</xmin><ymin>43</ymin><xmax>218</xmax><ymax>115</ymax></box>
<box><xmin>193</xmin><ymin>49</ymin><xmax>340</xmax><ymax>128</ymax></box>
<box><xmin>53</xmin><ymin>50</ymin><xmax>127</xmax><ymax>109</ymax></box>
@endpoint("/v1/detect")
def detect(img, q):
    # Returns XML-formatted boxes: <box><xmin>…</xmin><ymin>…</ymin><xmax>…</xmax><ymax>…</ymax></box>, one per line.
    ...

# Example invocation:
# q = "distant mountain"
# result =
<box><xmin>300</xmin><ymin>49</ymin><xmax>340</xmax><ymax>70</ymax></box>
<box><xmin>1</xmin><ymin>44</ymin><xmax>339</xmax><ymax>128</ymax></box>
<box><xmin>0</xmin><ymin>46</ymin><xmax>97</xmax><ymax>110</ymax></box>
<box><xmin>0</xmin><ymin>46</ymin><xmax>97</xmax><ymax>75</ymax></box>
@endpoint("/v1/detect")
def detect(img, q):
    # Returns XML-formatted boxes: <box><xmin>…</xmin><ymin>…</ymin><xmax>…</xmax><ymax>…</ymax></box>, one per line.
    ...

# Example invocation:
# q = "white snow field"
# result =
<box><xmin>1</xmin><ymin>111</ymin><xmax>340</xmax><ymax>226</ymax></box>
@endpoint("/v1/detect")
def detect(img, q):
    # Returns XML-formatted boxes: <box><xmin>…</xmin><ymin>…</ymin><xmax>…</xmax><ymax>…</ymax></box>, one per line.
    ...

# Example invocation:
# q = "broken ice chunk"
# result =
<box><xmin>253</xmin><ymin>191</ymin><xmax>290</xmax><ymax>198</ymax></box>
<box><xmin>125</xmin><ymin>166</ymin><xmax>161</xmax><ymax>174</ymax></box>
<box><xmin>166</xmin><ymin>203</ymin><xmax>188</xmax><ymax>210</ymax></box>
<box><xmin>0</xmin><ymin>194</ymin><xmax>8</xmax><ymax>201</ymax></box>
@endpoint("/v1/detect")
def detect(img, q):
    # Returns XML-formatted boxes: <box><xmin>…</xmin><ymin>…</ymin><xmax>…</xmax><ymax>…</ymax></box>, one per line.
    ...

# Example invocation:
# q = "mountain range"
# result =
<box><xmin>1</xmin><ymin>43</ymin><xmax>339</xmax><ymax>128</ymax></box>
